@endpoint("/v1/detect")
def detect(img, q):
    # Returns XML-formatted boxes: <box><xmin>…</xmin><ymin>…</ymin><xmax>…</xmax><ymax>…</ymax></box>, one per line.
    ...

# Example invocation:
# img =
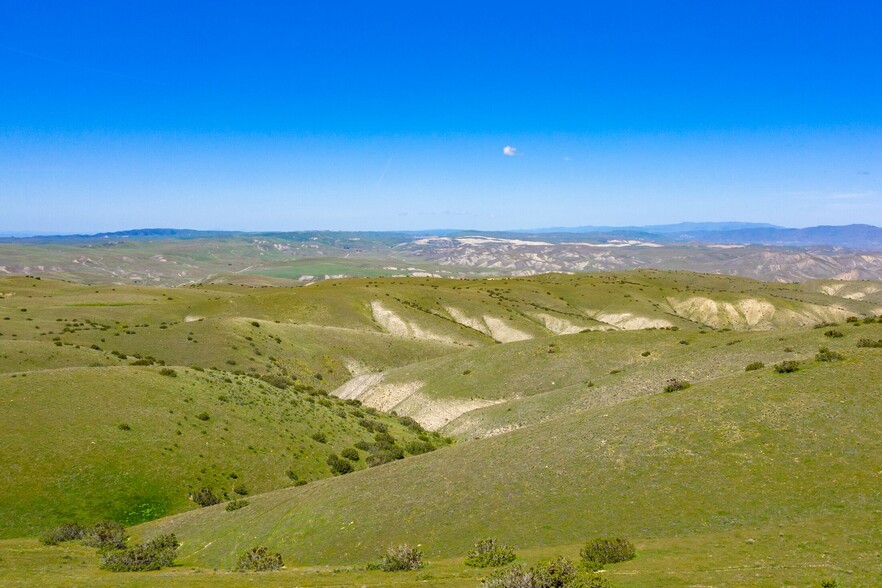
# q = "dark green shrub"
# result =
<box><xmin>533</xmin><ymin>556</ymin><xmax>582</xmax><ymax>585</ymax></box>
<box><xmin>233</xmin><ymin>483</ymin><xmax>248</xmax><ymax>496</ymax></box>
<box><xmin>250</xmin><ymin>321</ymin><xmax>260</xmax><ymax>327</ymax></box>
<box><xmin>192</xmin><ymin>487</ymin><xmax>222</xmax><ymax>507</ymax></box>
<box><xmin>195</xmin><ymin>412</ymin><xmax>210</xmax><ymax>421</ymax></box>
<box><xmin>40</xmin><ymin>522</ymin><xmax>85</xmax><ymax>545</ymax></box>
<box><xmin>285</xmin><ymin>469</ymin><xmax>299</xmax><ymax>481</ymax></box>
<box><xmin>745</xmin><ymin>361</ymin><xmax>764</xmax><ymax>371</ymax></box>
<box><xmin>820</xmin><ymin>580</ymin><xmax>839</xmax><ymax>588</ymax></box>
<box><xmin>341</xmin><ymin>447</ymin><xmax>360</xmax><ymax>461</ymax></box>
<box><xmin>663</xmin><ymin>378</ymin><xmax>691</xmax><ymax>393</ymax></box>
<box><xmin>235</xmin><ymin>546</ymin><xmax>283</xmax><ymax>571</ymax></box>
<box><xmin>815</xmin><ymin>346</ymin><xmax>843</xmax><ymax>362</ymax></box>
<box><xmin>159</xmin><ymin>368</ymin><xmax>177</xmax><ymax>377</ymax></box>
<box><xmin>774</xmin><ymin>360</ymin><xmax>800</xmax><ymax>373</ymax></box>
<box><xmin>641</xmin><ymin>351</ymin><xmax>650</xmax><ymax>357</ymax></box>
<box><xmin>857</xmin><ymin>338</ymin><xmax>882</xmax><ymax>348</ymax></box>
<box><xmin>311</xmin><ymin>431</ymin><xmax>327</xmax><ymax>443</ymax></box>
<box><xmin>405</xmin><ymin>440</ymin><xmax>436</xmax><ymax>455</ymax></box>
<box><xmin>130</xmin><ymin>358</ymin><xmax>154</xmax><ymax>366</ymax></box>
<box><xmin>225</xmin><ymin>499</ymin><xmax>249</xmax><ymax>511</ymax></box>
<box><xmin>824</xmin><ymin>329</ymin><xmax>844</xmax><ymax>338</ymax></box>
<box><xmin>465</xmin><ymin>538</ymin><xmax>517</xmax><ymax>568</ymax></box>
<box><xmin>580</xmin><ymin>538</ymin><xmax>635</xmax><ymax>570</ymax></box>
<box><xmin>117</xmin><ymin>423</ymin><xmax>131</xmax><ymax>431</ymax></box>
<box><xmin>82</xmin><ymin>521</ymin><xmax>127</xmax><ymax>551</ymax></box>
<box><xmin>397</xmin><ymin>415</ymin><xmax>425</xmax><ymax>432</ymax></box>
<box><xmin>378</xmin><ymin>544</ymin><xmax>424</xmax><ymax>571</ymax></box>
<box><xmin>354</xmin><ymin>440</ymin><xmax>371</xmax><ymax>451</ymax></box>
<box><xmin>99</xmin><ymin>534</ymin><xmax>179</xmax><ymax>572</ymax></box>
<box><xmin>327</xmin><ymin>454</ymin><xmax>354</xmax><ymax>475</ymax></box>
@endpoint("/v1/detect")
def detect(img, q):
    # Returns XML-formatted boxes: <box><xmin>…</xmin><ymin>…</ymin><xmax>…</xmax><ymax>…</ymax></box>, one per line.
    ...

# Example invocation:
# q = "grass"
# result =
<box><xmin>1</xmin><ymin>271</ymin><xmax>881</xmax><ymax>586</ymax></box>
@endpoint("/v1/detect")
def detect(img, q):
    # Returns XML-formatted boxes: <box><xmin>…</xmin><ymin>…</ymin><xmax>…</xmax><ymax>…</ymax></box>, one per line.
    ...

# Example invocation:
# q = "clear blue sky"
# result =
<box><xmin>1</xmin><ymin>1</ymin><xmax>880</xmax><ymax>233</ymax></box>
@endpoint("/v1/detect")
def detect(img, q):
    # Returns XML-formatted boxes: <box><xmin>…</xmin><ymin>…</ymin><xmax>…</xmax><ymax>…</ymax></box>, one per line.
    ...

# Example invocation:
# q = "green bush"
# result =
<box><xmin>465</xmin><ymin>538</ymin><xmax>517</xmax><ymax>568</ymax></box>
<box><xmin>663</xmin><ymin>378</ymin><xmax>691</xmax><ymax>393</ymax></box>
<box><xmin>341</xmin><ymin>447</ymin><xmax>360</xmax><ymax>461</ymax></box>
<box><xmin>235</xmin><ymin>546</ymin><xmax>284</xmax><ymax>571</ymax></box>
<box><xmin>327</xmin><ymin>454</ymin><xmax>354</xmax><ymax>475</ymax></box>
<box><xmin>192</xmin><ymin>487</ymin><xmax>223</xmax><ymax>507</ymax></box>
<box><xmin>311</xmin><ymin>431</ymin><xmax>327</xmax><ymax>443</ymax></box>
<box><xmin>745</xmin><ymin>361</ymin><xmax>764</xmax><ymax>371</ymax></box>
<box><xmin>40</xmin><ymin>522</ymin><xmax>85</xmax><ymax>545</ymax></box>
<box><xmin>580</xmin><ymin>537</ymin><xmax>636</xmax><ymax>569</ymax></box>
<box><xmin>823</xmin><ymin>329</ymin><xmax>844</xmax><ymax>338</ymax></box>
<box><xmin>378</xmin><ymin>544</ymin><xmax>424</xmax><ymax>571</ymax></box>
<box><xmin>225</xmin><ymin>499</ymin><xmax>249</xmax><ymax>511</ymax></box>
<box><xmin>195</xmin><ymin>412</ymin><xmax>210</xmax><ymax>421</ymax></box>
<box><xmin>774</xmin><ymin>360</ymin><xmax>800</xmax><ymax>373</ymax></box>
<box><xmin>405</xmin><ymin>440</ymin><xmax>436</xmax><ymax>455</ymax></box>
<box><xmin>99</xmin><ymin>533</ymin><xmax>179</xmax><ymax>572</ymax></box>
<box><xmin>82</xmin><ymin>521</ymin><xmax>127</xmax><ymax>551</ymax></box>
<box><xmin>815</xmin><ymin>346</ymin><xmax>844</xmax><ymax>362</ymax></box>
<box><xmin>482</xmin><ymin>556</ymin><xmax>610</xmax><ymax>587</ymax></box>
<box><xmin>857</xmin><ymin>338</ymin><xmax>882</xmax><ymax>348</ymax></box>
<box><xmin>159</xmin><ymin>368</ymin><xmax>177</xmax><ymax>377</ymax></box>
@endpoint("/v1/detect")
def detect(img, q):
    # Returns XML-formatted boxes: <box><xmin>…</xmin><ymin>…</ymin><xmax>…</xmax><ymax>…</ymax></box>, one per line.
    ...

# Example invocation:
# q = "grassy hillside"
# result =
<box><xmin>2</xmin><ymin>271</ymin><xmax>881</xmax><ymax>586</ymax></box>
<box><xmin>136</xmin><ymin>336</ymin><xmax>882</xmax><ymax>585</ymax></box>
<box><xmin>0</xmin><ymin>365</ymin><xmax>446</xmax><ymax>538</ymax></box>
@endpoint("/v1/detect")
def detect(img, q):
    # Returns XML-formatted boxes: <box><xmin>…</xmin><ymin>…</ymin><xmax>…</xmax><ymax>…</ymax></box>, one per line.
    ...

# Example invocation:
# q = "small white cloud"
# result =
<box><xmin>503</xmin><ymin>145</ymin><xmax>519</xmax><ymax>157</ymax></box>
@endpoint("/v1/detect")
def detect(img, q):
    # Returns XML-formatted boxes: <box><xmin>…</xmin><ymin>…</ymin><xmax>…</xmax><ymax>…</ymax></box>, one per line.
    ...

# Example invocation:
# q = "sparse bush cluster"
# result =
<box><xmin>235</xmin><ymin>546</ymin><xmax>284</xmax><ymax>571</ymax></box>
<box><xmin>580</xmin><ymin>537</ymin><xmax>636</xmax><ymax>570</ymax></box>
<box><xmin>823</xmin><ymin>329</ymin><xmax>843</xmax><ymax>338</ymax></box>
<box><xmin>192</xmin><ymin>486</ymin><xmax>224</xmax><ymax>507</ymax></box>
<box><xmin>226</xmin><ymin>499</ymin><xmax>249</xmax><ymax>511</ymax></box>
<box><xmin>745</xmin><ymin>361</ymin><xmax>764</xmax><ymax>371</ymax></box>
<box><xmin>82</xmin><ymin>520</ymin><xmax>128</xmax><ymax>551</ymax></box>
<box><xmin>815</xmin><ymin>346</ymin><xmax>844</xmax><ymax>362</ymax></box>
<box><xmin>327</xmin><ymin>453</ymin><xmax>354</xmax><ymax>475</ymax></box>
<box><xmin>40</xmin><ymin>522</ymin><xmax>86</xmax><ymax>545</ymax></box>
<box><xmin>483</xmin><ymin>556</ymin><xmax>611</xmax><ymax>588</ymax></box>
<box><xmin>663</xmin><ymin>378</ymin><xmax>691</xmax><ymax>393</ymax></box>
<box><xmin>375</xmin><ymin>543</ymin><xmax>424</xmax><ymax>571</ymax></box>
<box><xmin>99</xmin><ymin>533</ymin><xmax>179</xmax><ymax>572</ymax></box>
<box><xmin>774</xmin><ymin>360</ymin><xmax>800</xmax><ymax>373</ymax></box>
<box><xmin>465</xmin><ymin>538</ymin><xmax>517</xmax><ymax>568</ymax></box>
<box><xmin>857</xmin><ymin>338</ymin><xmax>882</xmax><ymax>348</ymax></box>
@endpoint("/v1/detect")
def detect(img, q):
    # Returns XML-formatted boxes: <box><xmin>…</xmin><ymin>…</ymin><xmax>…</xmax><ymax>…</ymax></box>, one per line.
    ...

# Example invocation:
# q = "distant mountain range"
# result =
<box><xmin>2</xmin><ymin>223</ymin><xmax>882</xmax><ymax>250</ymax></box>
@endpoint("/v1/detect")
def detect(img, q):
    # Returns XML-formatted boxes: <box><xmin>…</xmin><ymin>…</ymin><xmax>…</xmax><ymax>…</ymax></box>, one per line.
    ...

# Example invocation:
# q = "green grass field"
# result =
<box><xmin>1</xmin><ymin>271</ymin><xmax>880</xmax><ymax>586</ymax></box>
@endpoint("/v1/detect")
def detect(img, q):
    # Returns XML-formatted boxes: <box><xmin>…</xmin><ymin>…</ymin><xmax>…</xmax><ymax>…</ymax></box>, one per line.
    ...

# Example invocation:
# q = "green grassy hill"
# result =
<box><xmin>137</xmin><ymin>336</ymin><xmax>882</xmax><ymax>585</ymax></box>
<box><xmin>2</xmin><ymin>271</ymin><xmax>881</xmax><ymax>586</ymax></box>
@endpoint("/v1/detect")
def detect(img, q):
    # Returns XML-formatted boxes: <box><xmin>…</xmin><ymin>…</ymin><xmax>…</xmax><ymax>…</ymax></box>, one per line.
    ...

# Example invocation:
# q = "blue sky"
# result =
<box><xmin>1</xmin><ymin>1</ymin><xmax>880</xmax><ymax>233</ymax></box>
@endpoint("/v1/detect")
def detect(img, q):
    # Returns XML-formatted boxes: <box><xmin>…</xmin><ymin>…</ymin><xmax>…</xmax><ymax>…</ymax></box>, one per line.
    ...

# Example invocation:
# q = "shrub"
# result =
<box><xmin>465</xmin><ymin>538</ymin><xmax>517</xmax><ymax>568</ymax></box>
<box><xmin>327</xmin><ymin>454</ymin><xmax>354</xmax><ymax>475</ymax></box>
<box><xmin>225</xmin><ymin>499</ymin><xmax>249</xmax><ymax>511</ymax></box>
<box><xmin>745</xmin><ymin>361</ymin><xmax>764</xmax><ymax>371</ymax></box>
<box><xmin>405</xmin><ymin>440</ymin><xmax>436</xmax><ymax>455</ymax></box>
<box><xmin>482</xmin><ymin>556</ymin><xmax>610</xmax><ymax>587</ymax></box>
<box><xmin>195</xmin><ymin>412</ymin><xmax>210</xmax><ymax>421</ymax></box>
<box><xmin>378</xmin><ymin>543</ymin><xmax>424</xmax><ymax>571</ymax></box>
<box><xmin>159</xmin><ymin>367</ymin><xmax>177</xmax><ymax>377</ymax></box>
<box><xmin>774</xmin><ymin>360</ymin><xmax>800</xmax><ymax>373</ymax></box>
<box><xmin>354</xmin><ymin>440</ymin><xmax>371</xmax><ymax>451</ymax></box>
<box><xmin>250</xmin><ymin>321</ymin><xmax>260</xmax><ymax>327</ymax></box>
<box><xmin>99</xmin><ymin>534</ymin><xmax>179</xmax><ymax>572</ymax></box>
<box><xmin>824</xmin><ymin>329</ymin><xmax>844</xmax><ymax>338</ymax></box>
<box><xmin>192</xmin><ymin>487</ymin><xmax>222</xmax><ymax>507</ymax></box>
<box><xmin>82</xmin><ymin>521</ymin><xmax>127</xmax><ymax>551</ymax></box>
<box><xmin>815</xmin><ymin>346</ymin><xmax>844</xmax><ymax>362</ymax></box>
<box><xmin>857</xmin><ymin>338</ymin><xmax>882</xmax><ymax>348</ymax></box>
<box><xmin>580</xmin><ymin>537</ymin><xmax>636</xmax><ymax>570</ymax></box>
<box><xmin>233</xmin><ymin>483</ymin><xmax>248</xmax><ymax>496</ymax></box>
<box><xmin>663</xmin><ymin>378</ymin><xmax>691</xmax><ymax>393</ymax></box>
<box><xmin>40</xmin><ymin>522</ymin><xmax>85</xmax><ymax>545</ymax></box>
<box><xmin>117</xmin><ymin>423</ymin><xmax>131</xmax><ymax>431</ymax></box>
<box><xmin>641</xmin><ymin>350</ymin><xmax>650</xmax><ymax>357</ymax></box>
<box><xmin>821</xmin><ymin>580</ymin><xmax>839</xmax><ymax>588</ymax></box>
<box><xmin>235</xmin><ymin>546</ymin><xmax>283</xmax><ymax>571</ymax></box>
<box><xmin>341</xmin><ymin>447</ymin><xmax>360</xmax><ymax>461</ymax></box>
<box><xmin>311</xmin><ymin>431</ymin><xmax>327</xmax><ymax>443</ymax></box>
